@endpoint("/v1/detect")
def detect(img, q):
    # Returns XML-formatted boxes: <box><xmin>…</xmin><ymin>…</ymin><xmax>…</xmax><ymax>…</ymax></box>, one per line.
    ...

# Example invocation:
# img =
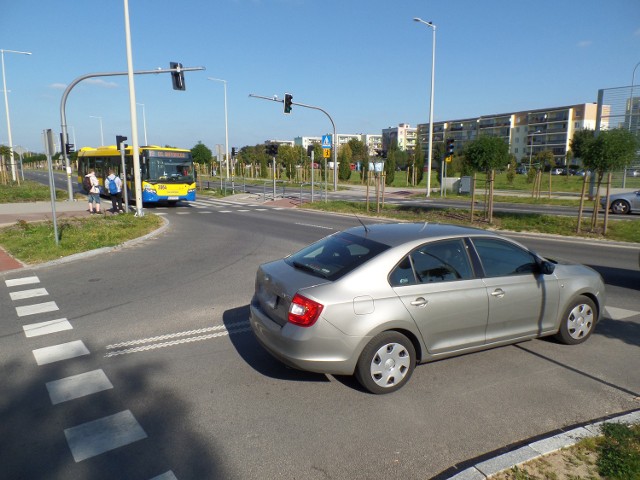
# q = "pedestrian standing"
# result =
<box><xmin>105</xmin><ymin>169</ymin><xmax>124</xmax><ymax>213</ymax></box>
<box><xmin>85</xmin><ymin>170</ymin><xmax>101</xmax><ymax>214</ymax></box>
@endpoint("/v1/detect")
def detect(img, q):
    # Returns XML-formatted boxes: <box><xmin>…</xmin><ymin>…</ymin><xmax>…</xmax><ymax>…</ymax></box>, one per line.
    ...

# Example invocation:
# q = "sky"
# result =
<box><xmin>1</xmin><ymin>0</ymin><xmax>639</xmax><ymax>154</ymax></box>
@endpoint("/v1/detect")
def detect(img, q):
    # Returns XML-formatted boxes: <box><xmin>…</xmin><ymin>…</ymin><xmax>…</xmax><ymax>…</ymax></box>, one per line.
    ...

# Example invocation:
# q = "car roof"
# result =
<box><xmin>343</xmin><ymin>222</ymin><xmax>499</xmax><ymax>247</ymax></box>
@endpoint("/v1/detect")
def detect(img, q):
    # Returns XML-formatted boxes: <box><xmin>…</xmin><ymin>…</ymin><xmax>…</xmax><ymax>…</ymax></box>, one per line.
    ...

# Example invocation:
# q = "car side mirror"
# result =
<box><xmin>540</xmin><ymin>260</ymin><xmax>555</xmax><ymax>275</ymax></box>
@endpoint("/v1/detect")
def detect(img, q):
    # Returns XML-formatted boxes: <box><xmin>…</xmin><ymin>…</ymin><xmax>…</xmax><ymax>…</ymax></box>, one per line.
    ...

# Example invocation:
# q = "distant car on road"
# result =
<box><xmin>600</xmin><ymin>190</ymin><xmax>640</xmax><ymax>214</ymax></box>
<box><xmin>550</xmin><ymin>168</ymin><xmax>564</xmax><ymax>175</ymax></box>
<box><xmin>515</xmin><ymin>165</ymin><xmax>528</xmax><ymax>174</ymax></box>
<box><xmin>250</xmin><ymin>223</ymin><xmax>606</xmax><ymax>394</ymax></box>
<box><xmin>626</xmin><ymin>168</ymin><xmax>640</xmax><ymax>178</ymax></box>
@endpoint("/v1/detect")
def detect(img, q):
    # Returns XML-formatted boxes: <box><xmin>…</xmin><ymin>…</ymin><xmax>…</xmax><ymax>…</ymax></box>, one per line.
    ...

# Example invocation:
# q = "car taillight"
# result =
<box><xmin>288</xmin><ymin>293</ymin><xmax>324</xmax><ymax>327</ymax></box>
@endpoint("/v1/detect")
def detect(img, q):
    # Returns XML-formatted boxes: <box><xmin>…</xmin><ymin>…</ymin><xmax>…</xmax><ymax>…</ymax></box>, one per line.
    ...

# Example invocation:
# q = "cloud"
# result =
<box><xmin>577</xmin><ymin>40</ymin><xmax>592</xmax><ymax>48</ymax></box>
<box><xmin>84</xmin><ymin>78</ymin><xmax>118</xmax><ymax>88</ymax></box>
<box><xmin>49</xmin><ymin>83</ymin><xmax>67</xmax><ymax>90</ymax></box>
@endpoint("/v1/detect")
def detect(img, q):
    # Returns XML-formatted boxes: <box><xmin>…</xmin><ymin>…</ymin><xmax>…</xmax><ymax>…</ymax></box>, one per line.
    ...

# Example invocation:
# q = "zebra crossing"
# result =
<box><xmin>4</xmin><ymin>275</ymin><xmax>176</xmax><ymax>479</ymax></box>
<box><xmin>151</xmin><ymin>196</ymin><xmax>289</xmax><ymax>217</ymax></box>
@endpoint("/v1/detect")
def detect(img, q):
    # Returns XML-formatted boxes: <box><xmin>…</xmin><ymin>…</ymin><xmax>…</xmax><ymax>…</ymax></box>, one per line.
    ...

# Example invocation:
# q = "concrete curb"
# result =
<box><xmin>438</xmin><ymin>409</ymin><xmax>640</xmax><ymax>479</ymax></box>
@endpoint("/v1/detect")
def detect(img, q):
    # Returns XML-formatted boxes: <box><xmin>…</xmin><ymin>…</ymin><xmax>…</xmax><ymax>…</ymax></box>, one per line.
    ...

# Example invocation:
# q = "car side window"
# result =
<box><xmin>389</xmin><ymin>239</ymin><xmax>473</xmax><ymax>286</ymax></box>
<box><xmin>389</xmin><ymin>256</ymin><xmax>416</xmax><ymax>286</ymax></box>
<box><xmin>471</xmin><ymin>238</ymin><xmax>538</xmax><ymax>277</ymax></box>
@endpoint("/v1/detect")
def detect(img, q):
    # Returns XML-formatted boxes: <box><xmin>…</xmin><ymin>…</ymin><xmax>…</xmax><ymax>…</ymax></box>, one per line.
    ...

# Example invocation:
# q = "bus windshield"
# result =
<box><xmin>144</xmin><ymin>150</ymin><xmax>194</xmax><ymax>183</ymax></box>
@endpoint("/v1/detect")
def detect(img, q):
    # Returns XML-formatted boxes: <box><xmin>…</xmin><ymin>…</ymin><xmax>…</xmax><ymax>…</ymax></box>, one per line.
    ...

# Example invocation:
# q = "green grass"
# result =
<box><xmin>0</xmin><ymin>214</ymin><xmax>163</xmax><ymax>264</ymax></box>
<box><xmin>303</xmin><ymin>200</ymin><xmax>640</xmax><ymax>243</ymax></box>
<box><xmin>0</xmin><ymin>180</ymin><xmax>68</xmax><ymax>202</ymax></box>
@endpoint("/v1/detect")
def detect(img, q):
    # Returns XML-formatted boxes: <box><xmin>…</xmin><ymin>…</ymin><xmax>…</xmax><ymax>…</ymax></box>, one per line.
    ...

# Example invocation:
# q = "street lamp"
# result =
<box><xmin>137</xmin><ymin>103</ymin><xmax>148</xmax><ymax>145</ymax></box>
<box><xmin>414</xmin><ymin>17</ymin><xmax>436</xmax><ymax>197</ymax></box>
<box><xmin>1</xmin><ymin>48</ymin><xmax>32</xmax><ymax>182</ymax></box>
<box><xmin>89</xmin><ymin>115</ymin><xmax>104</xmax><ymax>146</ymax></box>
<box><xmin>208</xmin><ymin>77</ymin><xmax>229</xmax><ymax>179</ymax></box>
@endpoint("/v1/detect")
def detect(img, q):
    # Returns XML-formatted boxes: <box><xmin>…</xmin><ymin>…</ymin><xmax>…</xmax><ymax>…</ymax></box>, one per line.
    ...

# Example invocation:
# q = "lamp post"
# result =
<box><xmin>414</xmin><ymin>17</ymin><xmax>436</xmax><ymax>197</ymax></box>
<box><xmin>208</xmin><ymin>77</ymin><xmax>229</xmax><ymax>180</ymax></box>
<box><xmin>1</xmin><ymin>48</ymin><xmax>32</xmax><ymax>182</ymax></box>
<box><xmin>89</xmin><ymin>115</ymin><xmax>104</xmax><ymax>146</ymax></box>
<box><xmin>136</xmin><ymin>103</ymin><xmax>147</xmax><ymax>145</ymax></box>
<box><xmin>629</xmin><ymin>61</ymin><xmax>640</xmax><ymax>132</ymax></box>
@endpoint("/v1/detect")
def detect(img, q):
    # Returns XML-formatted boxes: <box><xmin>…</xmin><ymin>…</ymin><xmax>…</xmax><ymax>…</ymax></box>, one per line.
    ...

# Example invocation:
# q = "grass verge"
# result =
<box><xmin>0</xmin><ymin>180</ymin><xmax>68</xmax><ymax>202</ymax></box>
<box><xmin>0</xmin><ymin>214</ymin><xmax>163</xmax><ymax>264</ymax></box>
<box><xmin>303</xmin><ymin>201</ymin><xmax>640</xmax><ymax>243</ymax></box>
<box><xmin>492</xmin><ymin>422</ymin><xmax>640</xmax><ymax>480</ymax></box>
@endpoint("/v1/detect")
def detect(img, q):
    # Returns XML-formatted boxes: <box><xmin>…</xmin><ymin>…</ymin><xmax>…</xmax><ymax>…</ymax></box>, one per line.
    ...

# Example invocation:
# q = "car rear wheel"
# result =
<box><xmin>610</xmin><ymin>199</ymin><xmax>631</xmax><ymax>214</ymax></box>
<box><xmin>554</xmin><ymin>295</ymin><xmax>597</xmax><ymax>345</ymax></box>
<box><xmin>355</xmin><ymin>331</ymin><xmax>415</xmax><ymax>394</ymax></box>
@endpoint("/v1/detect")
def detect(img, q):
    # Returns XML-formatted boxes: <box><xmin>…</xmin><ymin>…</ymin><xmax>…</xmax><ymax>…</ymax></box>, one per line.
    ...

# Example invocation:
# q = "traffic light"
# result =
<box><xmin>284</xmin><ymin>93</ymin><xmax>293</xmax><ymax>114</ymax></box>
<box><xmin>170</xmin><ymin>62</ymin><xmax>186</xmax><ymax>91</ymax></box>
<box><xmin>266</xmin><ymin>144</ymin><xmax>279</xmax><ymax>156</ymax></box>
<box><xmin>446</xmin><ymin>138</ymin><xmax>455</xmax><ymax>156</ymax></box>
<box><xmin>65</xmin><ymin>143</ymin><xmax>75</xmax><ymax>154</ymax></box>
<box><xmin>116</xmin><ymin>135</ymin><xmax>128</xmax><ymax>149</ymax></box>
<box><xmin>231</xmin><ymin>147</ymin><xmax>237</xmax><ymax>157</ymax></box>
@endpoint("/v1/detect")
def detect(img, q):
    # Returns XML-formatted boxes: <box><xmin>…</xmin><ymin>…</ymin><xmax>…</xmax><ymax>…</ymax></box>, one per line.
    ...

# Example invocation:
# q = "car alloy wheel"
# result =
<box><xmin>554</xmin><ymin>295</ymin><xmax>597</xmax><ymax>345</ymax></box>
<box><xmin>355</xmin><ymin>331</ymin><xmax>416</xmax><ymax>394</ymax></box>
<box><xmin>610</xmin><ymin>200</ymin><xmax>630</xmax><ymax>214</ymax></box>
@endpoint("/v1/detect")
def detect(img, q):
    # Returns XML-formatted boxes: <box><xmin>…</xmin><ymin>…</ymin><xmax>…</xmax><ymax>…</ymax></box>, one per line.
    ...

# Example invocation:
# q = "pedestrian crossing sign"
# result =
<box><xmin>321</xmin><ymin>135</ymin><xmax>331</xmax><ymax>148</ymax></box>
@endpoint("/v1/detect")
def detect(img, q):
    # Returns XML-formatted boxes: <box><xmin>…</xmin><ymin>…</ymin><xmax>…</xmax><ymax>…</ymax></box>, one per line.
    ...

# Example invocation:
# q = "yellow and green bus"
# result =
<box><xmin>77</xmin><ymin>145</ymin><xmax>196</xmax><ymax>204</ymax></box>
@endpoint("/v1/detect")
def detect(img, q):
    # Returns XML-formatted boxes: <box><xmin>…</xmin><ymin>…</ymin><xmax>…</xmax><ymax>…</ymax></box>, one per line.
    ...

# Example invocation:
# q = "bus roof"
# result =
<box><xmin>78</xmin><ymin>145</ymin><xmax>190</xmax><ymax>156</ymax></box>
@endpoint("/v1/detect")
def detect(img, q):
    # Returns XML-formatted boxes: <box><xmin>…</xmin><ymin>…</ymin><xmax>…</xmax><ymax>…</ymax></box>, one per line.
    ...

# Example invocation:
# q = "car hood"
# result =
<box><xmin>254</xmin><ymin>259</ymin><xmax>331</xmax><ymax>326</ymax></box>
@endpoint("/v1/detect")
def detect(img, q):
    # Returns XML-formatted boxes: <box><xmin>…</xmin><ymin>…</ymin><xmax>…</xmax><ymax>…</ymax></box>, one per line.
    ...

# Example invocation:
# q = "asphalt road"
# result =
<box><xmin>1</xmin><ymin>198</ymin><xmax>639</xmax><ymax>480</ymax></box>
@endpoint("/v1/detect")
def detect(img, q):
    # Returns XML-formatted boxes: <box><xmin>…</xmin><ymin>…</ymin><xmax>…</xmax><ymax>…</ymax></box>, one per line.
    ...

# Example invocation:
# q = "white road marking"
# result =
<box><xmin>10</xmin><ymin>287</ymin><xmax>48</xmax><ymax>301</ymax></box>
<box><xmin>33</xmin><ymin>340</ymin><xmax>90</xmax><ymax>365</ymax></box>
<box><xmin>16</xmin><ymin>301</ymin><xmax>59</xmax><ymax>317</ymax></box>
<box><xmin>294</xmin><ymin>222</ymin><xmax>335</xmax><ymax>230</ymax></box>
<box><xmin>219</xmin><ymin>210</ymin><xmax>232</xmax><ymax>213</ymax></box>
<box><xmin>150</xmin><ymin>472</ymin><xmax>178</xmax><ymax>480</ymax></box>
<box><xmin>5</xmin><ymin>276</ymin><xmax>40</xmax><ymax>287</ymax></box>
<box><xmin>237</xmin><ymin>209</ymin><xmax>250</xmax><ymax>212</ymax></box>
<box><xmin>23</xmin><ymin>318</ymin><xmax>73</xmax><ymax>337</ymax></box>
<box><xmin>105</xmin><ymin>322</ymin><xmax>251</xmax><ymax>357</ymax></box>
<box><xmin>46</xmin><ymin>369</ymin><xmax>113</xmax><ymax>405</ymax></box>
<box><xmin>605</xmin><ymin>306</ymin><xmax>639</xmax><ymax>320</ymax></box>
<box><xmin>198</xmin><ymin>211</ymin><xmax>213</xmax><ymax>214</ymax></box>
<box><xmin>64</xmin><ymin>410</ymin><xmax>147</xmax><ymax>462</ymax></box>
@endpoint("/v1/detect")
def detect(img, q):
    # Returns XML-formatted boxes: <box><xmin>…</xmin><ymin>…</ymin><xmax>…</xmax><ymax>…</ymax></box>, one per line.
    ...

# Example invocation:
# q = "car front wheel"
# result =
<box><xmin>610</xmin><ymin>199</ymin><xmax>630</xmax><ymax>214</ymax></box>
<box><xmin>554</xmin><ymin>295</ymin><xmax>597</xmax><ymax>345</ymax></box>
<box><xmin>355</xmin><ymin>331</ymin><xmax>416</xmax><ymax>394</ymax></box>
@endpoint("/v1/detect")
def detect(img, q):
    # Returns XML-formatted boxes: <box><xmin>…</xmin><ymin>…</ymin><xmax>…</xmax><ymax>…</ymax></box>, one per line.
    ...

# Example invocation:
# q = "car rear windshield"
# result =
<box><xmin>285</xmin><ymin>231</ymin><xmax>390</xmax><ymax>281</ymax></box>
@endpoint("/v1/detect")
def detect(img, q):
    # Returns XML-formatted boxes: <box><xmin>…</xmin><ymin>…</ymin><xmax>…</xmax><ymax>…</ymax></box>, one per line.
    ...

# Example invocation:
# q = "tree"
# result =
<box><xmin>463</xmin><ymin>136</ymin><xmax>510</xmax><ymax>222</ymax></box>
<box><xmin>384</xmin><ymin>142</ymin><xmax>397</xmax><ymax>186</ymax></box>
<box><xmin>338</xmin><ymin>143</ymin><xmax>352</xmax><ymax>181</ymax></box>
<box><xmin>191</xmin><ymin>141</ymin><xmax>212</xmax><ymax>165</ymax></box>
<box><xmin>347</xmin><ymin>138</ymin><xmax>368</xmax><ymax>173</ymax></box>
<box><xmin>412</xmin><ymin>140</ymin><xmax>425</xmax><ymax>185</ymax></box>
<box><xmin>569</xmin><ymin>128</ymin><xmax>595</xmax><ymax>163</ymax></box>
<box><xmin>579</xmin><ymin>128</ymin><xmax>639</xmax><ymax>231</ymax></box>
<box><xmin>0</xmin><ymin>145</ymin><xmax>11</xmax><ymax>185</ymax></box>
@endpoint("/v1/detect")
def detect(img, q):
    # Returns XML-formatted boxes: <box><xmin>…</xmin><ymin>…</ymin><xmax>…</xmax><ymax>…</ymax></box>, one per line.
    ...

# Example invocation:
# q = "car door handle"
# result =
<box><xmin>410</xmin><ymin>297</ymin><xmax>429</xmax><ymax>307</ymax></box>
<box><xmin>491</xmin><ymin>288</ymin><xmax>505</xmax><ymax>298</ymax></box>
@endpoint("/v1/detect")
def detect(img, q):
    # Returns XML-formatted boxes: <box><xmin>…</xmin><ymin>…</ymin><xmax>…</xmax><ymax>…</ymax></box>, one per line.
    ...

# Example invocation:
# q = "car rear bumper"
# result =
<box><xmin>249</xmin><ymin>298</ymin><xmax>363</xmax><ymax>376</ymax></box>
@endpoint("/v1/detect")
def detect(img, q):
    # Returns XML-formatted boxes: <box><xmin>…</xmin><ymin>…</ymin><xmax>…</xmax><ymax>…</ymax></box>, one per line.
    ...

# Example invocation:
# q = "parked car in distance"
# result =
<box><xmin>600</xmin><ymin>190</ymin><xmax>640</xmax><ymax>214</ymax></box>
<box><xmin>626</xmin><ymin>168</ymin><xmax>640</xmax><ymax>178</ymax></box>
<box><xmin>249</xmin><ymin>223</ymin><xmax>606</xmax><ymax>394</ymax></box>
<box><xmin>550</xmin><ymin>168</ymin><xmax>564</xmax><ymax>175</ymax></box>
<box><xmin>515</xmin><ymin>165</ymin><xmax>528</xmax><ymax>174</ymax></box>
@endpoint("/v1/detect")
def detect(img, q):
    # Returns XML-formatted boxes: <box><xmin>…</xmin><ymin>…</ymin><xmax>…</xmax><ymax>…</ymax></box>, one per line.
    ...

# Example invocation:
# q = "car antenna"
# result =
<box><xmin>419</xmin><ymin>221</ymin><xmax>429</xmax><ymax>232</ymax></box>
<box><xmin>355</xmin><ymin>216</ymin><xmax>370</xmax><ymax>234</ymax></box>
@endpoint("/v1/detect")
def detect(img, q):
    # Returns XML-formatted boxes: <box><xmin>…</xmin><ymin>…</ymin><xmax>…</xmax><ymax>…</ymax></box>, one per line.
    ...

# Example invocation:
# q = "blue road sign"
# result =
<box><xmin>321</xmin><ymin>135</ymin><xmax>332</xmax><ymax>148</ymax></box>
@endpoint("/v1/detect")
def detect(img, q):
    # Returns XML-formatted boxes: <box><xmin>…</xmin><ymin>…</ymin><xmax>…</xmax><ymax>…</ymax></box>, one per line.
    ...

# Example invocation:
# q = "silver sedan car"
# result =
<box><xmin>249</xmin><ymin>223</ymin><xmax>606</xmax><ymax>394</ymax></box>
<box><xmin>600</xmin><ymin>190</ymin><xmax>640</xmax><ymax>214</ymax></box>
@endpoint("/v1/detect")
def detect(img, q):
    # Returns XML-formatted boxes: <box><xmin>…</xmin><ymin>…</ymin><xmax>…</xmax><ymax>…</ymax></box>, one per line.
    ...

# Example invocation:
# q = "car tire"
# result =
<box><xmin>554</xmin><ymin>295</ymin><xmax>597</xmax><ymax>345</ymax></box>
<box><xmin>355</xmin><ymin>331</ymin><xmax>416</xmax><ymax>394</ymax></box>
<box><xmin>610</xmin><ymin>199</ymin><xmax>631</xmax><ymax>215</ymax></box>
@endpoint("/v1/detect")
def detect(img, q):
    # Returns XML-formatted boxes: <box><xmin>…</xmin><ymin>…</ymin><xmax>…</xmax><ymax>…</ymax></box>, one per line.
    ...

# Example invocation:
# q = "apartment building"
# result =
<box><xmin>381</xmin><ymin>123</ymin><xmax>417</xmax><ymax>152</ymax></box>
<box><xmin>416</xmin><ymin>103</ymin><xmax>599</xmax><ymax>165</ymax></box>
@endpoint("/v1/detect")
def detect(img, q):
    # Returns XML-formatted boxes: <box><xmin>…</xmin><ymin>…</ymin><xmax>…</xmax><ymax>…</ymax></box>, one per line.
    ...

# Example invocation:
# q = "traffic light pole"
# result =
<box><xmin>59</xmin><ymin>66</ymin><xmax>205</xmax><ymax>202</ymax></box>
<box><xmin>249</xmin><ymin>94</ymin><xmax>338</xmax><ymax>191</ymax></box>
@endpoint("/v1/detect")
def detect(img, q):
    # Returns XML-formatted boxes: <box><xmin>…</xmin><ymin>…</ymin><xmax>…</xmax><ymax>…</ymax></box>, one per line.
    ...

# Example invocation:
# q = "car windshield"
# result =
<box><xmin>285</xmin><ymin>231</ymin><xmax>390</xmax><ymax>281</ymax></box>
